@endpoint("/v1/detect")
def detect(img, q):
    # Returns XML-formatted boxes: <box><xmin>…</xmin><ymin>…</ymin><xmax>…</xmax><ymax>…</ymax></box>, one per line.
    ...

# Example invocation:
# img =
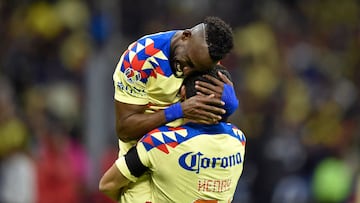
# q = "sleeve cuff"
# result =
<box><xmin>115</xmin><ymin>156</ymin><xmax>138</xmax><ymax>182</ymax></box>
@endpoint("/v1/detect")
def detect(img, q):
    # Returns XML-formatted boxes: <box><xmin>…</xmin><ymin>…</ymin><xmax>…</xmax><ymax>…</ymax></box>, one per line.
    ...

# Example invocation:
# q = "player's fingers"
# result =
<box><xmin>202</xmin><ymin>74</ymin><xmax>225</xmax><ymax>86</ymax></box>
<box><xmin>198</xmin><ymin>103</ymin><xmax>225</xmax><ymax>117</ymax></box>
<box><xmin>184</xmin><ymin>94</ymin><xmax>221</xmax><ymax>105</ymax></box>
<box><xmin>187</xmin><ymin>109</ymin><xmax>222</xmax><ymax>123</ymax></box>
<box><xmin>202</xmin><ymin>94</ymin><xmax>225</xmax><ymax>106</ymax></box>
<box><xmin>218</xmin><ymin>71</ymin><xmax>233</xmax><ymax>85</ymax></box>
<box><xmin>188</xmin><ymin>119</ymin><xmax>218</xmax><ymax>125</ymax></box>
<box><xmin>191</xmin><ymin>97</ymin><xmax>225</xmax><ymax>115</ymax></box>
<box><xmin>196</xmin><ymin>80</ymin><xmax>220</xmax><ymax>91</ymax></box>
<box><xmin>195</xmin><ymin>83</ymin><xmax>220</xmax><ymax>96</ymax></box>
<box><xmin>186</xmin><ymin>110</ymin><xmax>220</xmax><ymax>122</ymax></box>
<box><xmin>185</xmin><ymin>118</ymin><xmax>216</xmax><ymax>125</ymax></box>
<box><xmin>181</xmin><ymin>95</ymin><xmax>225</xmax><ymax>120</ymax></box>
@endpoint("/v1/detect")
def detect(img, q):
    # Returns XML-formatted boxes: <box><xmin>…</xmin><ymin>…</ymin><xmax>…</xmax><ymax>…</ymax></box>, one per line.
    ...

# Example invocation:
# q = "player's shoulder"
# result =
<box><xmin>139</xmin><ymin>30</ymin><xmax>177</xmax><ymax>41</ymax></box>
<box><xmin>203</xmin><ymin>122</ymin><xmax>246</xmax><ymax>144</ymax></box>
<box><xmin>142</xmin><ymin>125</ymin><xmax>187</xmax><ymax>138</ymax></box>
<box><xmin>139</xmin><ymin>125</ymin><xmax>188</xmax><ymax>153</ymax></box>
<box><xmin>225</xmin><ymin>123</ymin><xmax>246</xmax><ymax>143</ymax></box>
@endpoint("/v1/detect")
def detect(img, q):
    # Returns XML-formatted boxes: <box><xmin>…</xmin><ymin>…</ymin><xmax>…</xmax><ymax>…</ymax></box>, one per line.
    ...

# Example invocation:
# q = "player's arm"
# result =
<box><xmin>98</xmin><ymin>163</ymin><xmax>129</xmax><ymax>201</ymax></box>
<box><xmin>116</xmin><ymin>96</ymin><xmax>226</xmax><ymax>142</ymax></box>
<box><xmin>99</xmin><ymin>146</ymin><xmax>148</xmax><ymax>200</ymax></box>
<box><xmin>115</xmin><ymin>101</ymin><xmax>167</xmax><ymax>142</ymax></box>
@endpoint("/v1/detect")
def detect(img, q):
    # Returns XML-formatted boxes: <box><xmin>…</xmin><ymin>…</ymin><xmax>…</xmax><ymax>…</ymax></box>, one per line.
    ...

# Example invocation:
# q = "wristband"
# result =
<box><xmin>221</xmin><ymin>84</ymin><xmax>239</xmax><ymax>117</ymax></box>
<box><xmin>164</xmin><ymin>102</ymin><xmax>183</xmax><ymax>122</ymax></box>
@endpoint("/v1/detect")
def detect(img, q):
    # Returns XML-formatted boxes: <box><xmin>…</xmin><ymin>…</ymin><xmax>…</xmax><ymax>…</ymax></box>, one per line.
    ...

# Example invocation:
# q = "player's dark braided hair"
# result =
<box><xmin>204</xmin><ymin>16</ymin><xmax>234</xmax><ymax>61</ymax></box>
<box><xmin>183</xmin><ymin>64</ymin><xmax>232</xmax><ymax>98</ymax></box>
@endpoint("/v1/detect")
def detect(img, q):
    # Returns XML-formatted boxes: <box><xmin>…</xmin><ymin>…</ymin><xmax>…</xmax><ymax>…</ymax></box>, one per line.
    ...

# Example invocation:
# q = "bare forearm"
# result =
<box><xmin>99</xmin><ymin>163</ymin><xmax>130</xmax><ymax>201</ymax></box>
<box><xmin>116</xmin><ymin>110</ymin><xmax>167</xmax><ymax>142</ymax></box>
<box><xmin>114</xmin><ymin>94</ymin><xmax>226</xmax><ymax>142</ymax></box>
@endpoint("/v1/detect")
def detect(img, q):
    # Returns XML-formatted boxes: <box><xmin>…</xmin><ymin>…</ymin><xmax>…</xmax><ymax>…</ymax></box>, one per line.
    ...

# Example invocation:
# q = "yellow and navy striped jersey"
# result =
<box><xmin>117</xmin><ymin>122</ymin><xmax>246</xmax><ymax>203</ymax></box>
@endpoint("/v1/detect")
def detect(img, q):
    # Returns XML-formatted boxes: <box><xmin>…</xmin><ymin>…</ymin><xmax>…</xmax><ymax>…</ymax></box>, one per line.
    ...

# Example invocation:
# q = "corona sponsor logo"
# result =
<box><xmin>178</xmin><ymin>151</ymin><xmax>242</xmax><ymax>174</ymax></box>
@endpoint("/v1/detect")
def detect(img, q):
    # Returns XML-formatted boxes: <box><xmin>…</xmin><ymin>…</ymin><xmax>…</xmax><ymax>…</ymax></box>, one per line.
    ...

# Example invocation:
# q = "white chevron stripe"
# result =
<box><xmin>145</xmin><ymin>38</ymin><xmax>154</xmax><ymax>47</ymax></box>
<box><xmin>128</xmin><ymin>50</ymin><xmax>136</xmax><ymax>62</ymax></box>
<box><xmin>135</xmin><ymin>43</ymin><xmax>145</xmax><ymax>53</ymax></box>
<box><xmin>151</xmin><ymin>132</ymin><xmax>165</xmax><ymax>143</ymax></box>
<box><xmin>162</xmin><ymin>131</ymin><xmax>177</xmax><ymax>141</ymax></box>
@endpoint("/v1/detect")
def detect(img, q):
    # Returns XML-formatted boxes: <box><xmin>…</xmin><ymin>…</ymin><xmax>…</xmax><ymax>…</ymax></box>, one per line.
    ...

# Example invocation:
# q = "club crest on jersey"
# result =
<box><xmin>179</xmin><ymin>151</ymin><xmax>242</xmax><ymax>174</ymax></box>
<box><xmin>124</xmin><ymin>68</ymin><xmax>141</xmax><ymax>83</ymax></box>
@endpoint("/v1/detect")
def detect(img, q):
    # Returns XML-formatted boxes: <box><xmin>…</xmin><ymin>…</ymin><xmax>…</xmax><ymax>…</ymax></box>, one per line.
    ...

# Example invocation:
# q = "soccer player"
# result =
<box><xmin>100</xmin><ymin>64</ymin><xmax>246</xmax><ymax>202</ymax></box>
<box><xmin>113</xmin><ymin>16</ymin><xmax>237</xmax><ymax>202</ymax></box>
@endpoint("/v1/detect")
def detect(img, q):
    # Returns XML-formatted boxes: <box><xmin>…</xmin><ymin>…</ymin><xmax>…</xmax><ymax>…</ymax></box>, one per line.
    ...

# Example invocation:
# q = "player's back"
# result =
<box><xmin>138</xmin><ymin>122</ymin><xmax>246</xmax><ymax>203</ymax></box>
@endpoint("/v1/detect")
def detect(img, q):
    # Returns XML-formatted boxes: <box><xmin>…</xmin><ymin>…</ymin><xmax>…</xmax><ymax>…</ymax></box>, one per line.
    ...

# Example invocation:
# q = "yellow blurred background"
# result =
<box><xmin>0</xmin><ymin>0</ymin><xmax>359</xmax><ymax>203</ymax></box>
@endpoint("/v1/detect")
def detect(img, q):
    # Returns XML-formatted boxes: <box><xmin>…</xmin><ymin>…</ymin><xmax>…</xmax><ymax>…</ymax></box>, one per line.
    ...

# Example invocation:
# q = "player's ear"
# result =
<box><xmin>180</xmin><ymin>85</ymin><xmax>186</xmax><ymax>100</ymax></box>
<box><xmin>181</xmin><ymin>30</ymin><xmax>192</xmax><ymax>40</ymax></box>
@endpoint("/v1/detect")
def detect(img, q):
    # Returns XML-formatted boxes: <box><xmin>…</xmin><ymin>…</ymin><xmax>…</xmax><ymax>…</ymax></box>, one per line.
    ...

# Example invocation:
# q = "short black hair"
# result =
<box><xmin>204</xmin><ymin>16</ymin><xmax>234</xmax><ymax>61</ymax></box>
<box><xmin>183</xmin><ymin>64</ymin><xmax>232</xmax><ymax>98</ymax></box>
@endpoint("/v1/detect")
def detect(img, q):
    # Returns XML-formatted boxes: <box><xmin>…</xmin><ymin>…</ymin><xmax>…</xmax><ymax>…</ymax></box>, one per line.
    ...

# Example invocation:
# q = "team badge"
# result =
<box><xmin>124</xmin><ymin>68</ymin><xmax>141</xmax><ymax>83</ymax></box>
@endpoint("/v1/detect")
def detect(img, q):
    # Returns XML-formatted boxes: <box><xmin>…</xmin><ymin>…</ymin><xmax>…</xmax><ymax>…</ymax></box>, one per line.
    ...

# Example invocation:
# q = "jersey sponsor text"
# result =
<box><xmin>178</xmin><ymin>151</ymin><xmax>243</xmax><ymax>174</ymax></box>
<box><xmin>117</xmin><ymin>81</ymin><xmax>146</xmax><ymax>97</ymax></box>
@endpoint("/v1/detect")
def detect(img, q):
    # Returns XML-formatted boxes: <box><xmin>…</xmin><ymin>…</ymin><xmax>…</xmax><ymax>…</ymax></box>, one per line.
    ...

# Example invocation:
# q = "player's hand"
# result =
<box><xmin>195</xmin><ymin>71</ymin><xmax>233</xmax><ymax>99</ymax></box>
<box><xmin>181</xmin><ymin>94</ymin><xmax>225</xmax><ymax>124</ymax></box>
<box><xmin>195</xmin><ymin>71</ymin><xmax>238</xmax><ymax>118</ymax></box>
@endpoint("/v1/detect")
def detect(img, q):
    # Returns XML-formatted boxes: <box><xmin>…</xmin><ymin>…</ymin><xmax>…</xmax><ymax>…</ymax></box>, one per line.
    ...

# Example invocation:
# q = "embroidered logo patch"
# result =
<box><xmin>124</xmin><ymin>68</ymin><xmax>141</xmax><ymax>83</ymax></box>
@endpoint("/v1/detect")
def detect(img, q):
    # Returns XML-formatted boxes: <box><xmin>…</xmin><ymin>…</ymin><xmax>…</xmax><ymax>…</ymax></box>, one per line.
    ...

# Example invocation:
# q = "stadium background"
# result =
<box><xmin>0</xmin><ymin>0</ymin><xmax>359</xmax><ymax>202</ymax></box>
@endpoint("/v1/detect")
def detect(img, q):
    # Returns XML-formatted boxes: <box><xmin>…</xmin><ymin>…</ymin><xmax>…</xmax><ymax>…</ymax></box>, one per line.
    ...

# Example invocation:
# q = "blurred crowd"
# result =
<box><xmin>0</xmin><ymin>0</ymin><xmax>359</xmax><ymax>203</ymax></box>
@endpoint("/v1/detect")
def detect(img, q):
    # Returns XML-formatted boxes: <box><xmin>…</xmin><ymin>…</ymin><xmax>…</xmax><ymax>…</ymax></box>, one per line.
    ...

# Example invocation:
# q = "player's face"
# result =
<box><xmin>172</xmin><ymin>23</ymin><xmax>216</xmax><ymax>78</ymax></box>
